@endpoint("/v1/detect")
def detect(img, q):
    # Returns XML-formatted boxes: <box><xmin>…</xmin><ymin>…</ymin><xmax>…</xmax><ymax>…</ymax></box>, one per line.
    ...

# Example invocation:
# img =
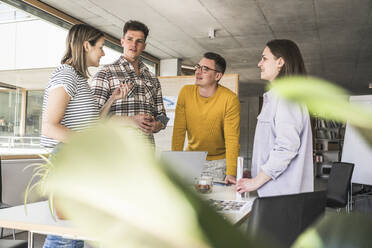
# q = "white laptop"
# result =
<box><xmin>161</xmin><ymin>151</ymin><xmax>207</xmax><ymax>184</ymax></box>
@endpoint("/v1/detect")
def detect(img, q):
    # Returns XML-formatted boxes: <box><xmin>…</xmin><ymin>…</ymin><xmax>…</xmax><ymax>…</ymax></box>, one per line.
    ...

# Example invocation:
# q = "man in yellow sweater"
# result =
<box><xmin>172</xmin><ymin>52</ymin><xmax>240</xmax><ymax>184</ymax></box>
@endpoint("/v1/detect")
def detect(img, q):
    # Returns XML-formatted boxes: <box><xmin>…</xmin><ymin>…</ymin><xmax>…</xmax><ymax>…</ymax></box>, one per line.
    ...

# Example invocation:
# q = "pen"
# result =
<box><xmin>213</xmin><ymin>181</ymin><xmax>228</xmax><ymax>186</ymax></box>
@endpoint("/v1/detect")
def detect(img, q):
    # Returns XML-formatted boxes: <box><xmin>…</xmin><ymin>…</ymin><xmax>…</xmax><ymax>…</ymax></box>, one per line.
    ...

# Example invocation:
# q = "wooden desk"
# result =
<box><xmin>0</xmin><ymin>185</ymin><xmax>255</xmax><ymax>247</ymax></box>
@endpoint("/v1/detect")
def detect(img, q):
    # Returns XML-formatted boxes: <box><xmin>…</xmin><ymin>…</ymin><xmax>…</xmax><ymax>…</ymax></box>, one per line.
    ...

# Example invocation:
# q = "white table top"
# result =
<box><xmin>0</xmin><ymin>147</ymin><xmax>51</xmax><ymax>156</ymax></box>
<box><xmin>0</xmin><ymin>201</ymin><xmax>86</xmax><ymax>239</ymax></box>
<box><xmin>202</xmin><ymin>184</ymin><xmax>256</xmax><ymax>225</ymax></box>
<box><xmin>0</xmin><ymin>185</ymin><xmax>255</xmax><ymax>239</ymax></box>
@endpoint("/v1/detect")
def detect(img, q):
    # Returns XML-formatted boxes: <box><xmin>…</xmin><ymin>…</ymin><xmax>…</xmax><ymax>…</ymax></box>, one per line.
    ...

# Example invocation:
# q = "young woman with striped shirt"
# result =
<box><xmin>41</xmin><ymin>24</ymin><xmax>129</xmax><ymax>248</ymax></box>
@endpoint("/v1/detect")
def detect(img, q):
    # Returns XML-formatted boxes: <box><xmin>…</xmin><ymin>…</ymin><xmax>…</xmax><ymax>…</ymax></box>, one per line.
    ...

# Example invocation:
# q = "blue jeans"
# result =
<box><xmin>43</xmin><ymin>235</ymin><xmax>84</xmax><ymax>248</ymax></box>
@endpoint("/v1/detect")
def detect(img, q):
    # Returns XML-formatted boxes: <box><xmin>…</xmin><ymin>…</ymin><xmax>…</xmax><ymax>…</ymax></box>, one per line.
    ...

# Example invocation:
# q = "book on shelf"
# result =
<box><xmin>314</xmin><ymin>119</ymin><xmax>345</xmax><ymax>129</ymax></box>
<box><xmin>327</xmin><ymin>143</ymin><xmax>339</xmax><ymax>151</ymax></box>
<box><xmin>315</xmin><ymin>154</ymin><xmax>324</xmax><ymax>163</ymax></box>
<box><xmin>316</xmin><ymin>130</ymin><xmax>339</xmax><ymax>140</ymax></box>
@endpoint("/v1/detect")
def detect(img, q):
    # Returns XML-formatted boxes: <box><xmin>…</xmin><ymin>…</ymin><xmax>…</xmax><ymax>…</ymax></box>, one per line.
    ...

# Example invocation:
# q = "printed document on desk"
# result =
<box><xmin>201</xmin><ymin>184</ymin><xmax>255</xmax><ymax>224</ymax></box>
<box><xmin>208</xmin><ymin>199</ymin><xmax>252</xmax><ymax>213</ymax></box>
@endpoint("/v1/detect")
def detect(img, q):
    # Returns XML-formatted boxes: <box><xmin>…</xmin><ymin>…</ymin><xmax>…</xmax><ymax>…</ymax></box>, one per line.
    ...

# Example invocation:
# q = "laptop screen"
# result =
<box><xmin>161</xmin><ymin>151</ymin><xmax>207</xmax><ymax>184</ymax></box>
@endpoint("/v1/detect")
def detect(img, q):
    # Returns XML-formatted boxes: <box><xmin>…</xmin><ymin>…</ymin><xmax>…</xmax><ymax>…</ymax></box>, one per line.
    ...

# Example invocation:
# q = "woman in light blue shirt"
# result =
<box><xmin>236</xmin><ymin>39</ymin><xmax>314</xmax><ymax>197</ymax></box>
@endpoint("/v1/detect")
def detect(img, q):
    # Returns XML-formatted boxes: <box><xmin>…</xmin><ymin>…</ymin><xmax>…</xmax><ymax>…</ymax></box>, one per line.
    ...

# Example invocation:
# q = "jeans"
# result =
<box><xmin>43</xmin><ymin>235</ymin><xmax>84</xmax><ymax>248</ymax></box>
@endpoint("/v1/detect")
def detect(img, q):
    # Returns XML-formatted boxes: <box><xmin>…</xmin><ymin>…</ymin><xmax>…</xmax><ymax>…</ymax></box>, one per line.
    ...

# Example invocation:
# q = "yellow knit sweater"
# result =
<box><xmin>172</xmin><ymin>84</ymin><xmax>240</xmax><ymax>176</ymax></box>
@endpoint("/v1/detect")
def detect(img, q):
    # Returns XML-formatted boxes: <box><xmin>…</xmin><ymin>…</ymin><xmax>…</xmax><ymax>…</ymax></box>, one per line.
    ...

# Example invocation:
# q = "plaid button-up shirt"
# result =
<box><xmin>90</xmin><ymin>56</ymin><xmax>168</xmax><ymax>140</ymax></box>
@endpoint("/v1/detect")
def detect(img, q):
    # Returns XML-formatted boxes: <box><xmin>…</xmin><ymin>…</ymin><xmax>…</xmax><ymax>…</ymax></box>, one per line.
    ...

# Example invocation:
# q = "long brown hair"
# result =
<box><xmin>266</xmin><ymin>39</ymin><xmax>307</xmax><ymax>78</ymax></box>
<box><xmin>61</xmin><ymin>24</ymin><xmax>104</xmax><ymax>78</ymax></box>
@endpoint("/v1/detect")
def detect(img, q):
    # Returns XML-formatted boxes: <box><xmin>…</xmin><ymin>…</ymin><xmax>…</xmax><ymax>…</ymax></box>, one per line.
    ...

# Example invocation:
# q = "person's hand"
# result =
<box><xmin>224</xmin><ymin>175</ymin><xmax>236</xmax><ymax>184</ymax></box>
<box><xmin>151</xmin><ymin>120</ymin><xmax>164</xmax><ymax>133</ymax></box>
<box><xmin>111</xmin><ymin>83</ymin><xmax>131</xmax><ymax>101</ymax></box>
<box><xmin>236</xmin><ymin>178</ymin><xmax>259</xmax><ymax>193</ymax></box>
<box><xmin>100</xmin><ymin>83</ymin><xmax>133</xmax><ymax>118</ymax></box>
<box><xmin>131</xmin><ymin>114</ymin><xmax>164</xmax><ymax>134</ymax></box>
<box><xmin>131</xmin><ymin>114</ymin><xmax>151</xmax><ymax>133</ymax></box>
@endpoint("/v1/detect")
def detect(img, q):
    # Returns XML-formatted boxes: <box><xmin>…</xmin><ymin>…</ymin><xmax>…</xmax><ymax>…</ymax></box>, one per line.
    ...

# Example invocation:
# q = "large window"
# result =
<box><xmin>0</xmin><ymin>1</ymin><xmax>34</xmax><ymax>22</ymax></box>
<box><xmin>142</xmin><ymin>59</ymin><xmax>157</xmax><ymax>75</ymax></box>
<box><xmin>0</xmin><ymin>88</ymin><xmax>44</xmax><ymax>150</ymax></box>
<box><xmin>0</xmin><ymin>89</ymin><xmax>21</xmax><ymax>137</ymax></box>
<box><xmin>25</xmin><ymin>90</ymin><xmax>43</xmax><ymax>137</ymax></box>
<box><xmin>0</xmin><ymin>1</ymin><xmax>160</xmax><ymax>153</ymax></box>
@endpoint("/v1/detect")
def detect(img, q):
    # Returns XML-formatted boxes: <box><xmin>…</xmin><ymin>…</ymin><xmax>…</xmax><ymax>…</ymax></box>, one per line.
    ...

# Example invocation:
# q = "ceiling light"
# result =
<box><xmin>208</xmin><ymin>28</ymin><xmax>215</xmax><ymax>39</ymax></box>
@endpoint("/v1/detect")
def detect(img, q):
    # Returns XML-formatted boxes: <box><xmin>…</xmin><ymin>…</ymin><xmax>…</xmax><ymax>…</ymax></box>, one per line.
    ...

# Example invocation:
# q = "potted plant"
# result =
<box><xmin>23</xmin><ymin>153</ymin><xmax>66</xmax><ymax>219</ymax></box>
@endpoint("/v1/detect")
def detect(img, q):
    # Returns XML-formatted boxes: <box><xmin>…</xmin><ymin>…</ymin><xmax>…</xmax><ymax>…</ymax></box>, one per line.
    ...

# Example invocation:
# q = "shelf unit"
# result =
<box><xmin>313</xmin><ymin>118</ymin><xmax>346</xmax><ymax>178</ymax></box>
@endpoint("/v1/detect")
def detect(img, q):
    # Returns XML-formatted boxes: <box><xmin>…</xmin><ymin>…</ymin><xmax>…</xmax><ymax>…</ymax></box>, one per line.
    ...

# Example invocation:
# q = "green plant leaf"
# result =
<box><xmin>292</xmin><ymin>228</ymin><xmax>324</xmax><ymax>248</ymax></box>
<box><xmin>23</xmin><ymin>153</ymin><xmax>56</xmax><ymax>217</ymax></box>
<box><xmin>46</xmin><ymin>121</ymin><xmax>265</xmax><ymax>248</ymax></box>
<box><xmin>292</xmin><ymin>213</ymin><xmax>372</xmax><ymax>248</ymax></box>
<box><xmin>270</xmin><ymin>76</ymin><xmax>372</xmax><ymax>146</ymax></box>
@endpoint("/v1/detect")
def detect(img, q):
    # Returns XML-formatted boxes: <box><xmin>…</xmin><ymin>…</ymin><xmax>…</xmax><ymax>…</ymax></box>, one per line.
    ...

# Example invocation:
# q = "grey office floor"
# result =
<box><xmin>1</xmin><ymin>177</ymin><xmax>334</xmax><ymax>248</ymax></box>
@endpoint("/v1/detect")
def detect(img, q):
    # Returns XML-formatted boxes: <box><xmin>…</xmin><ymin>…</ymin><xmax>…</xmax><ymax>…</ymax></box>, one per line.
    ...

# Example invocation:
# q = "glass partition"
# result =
<box><xmin>0</xmin><ymin>89</ymin><xmax>21</xmax><ymax>137</ymax></box>
<box><xmin>25</xmin><ymin>90</ymin><xmax>43</xmax><ymax>137</ymax></box>
<box><xmin>0</xmin><ymin>88</ymin><xmax>43</xmax><ymax>151</ymax></box>
<box><xmin>0</xmin><ymin>1</ymin><xmax>160</xmax><ymax>154</ymax></box>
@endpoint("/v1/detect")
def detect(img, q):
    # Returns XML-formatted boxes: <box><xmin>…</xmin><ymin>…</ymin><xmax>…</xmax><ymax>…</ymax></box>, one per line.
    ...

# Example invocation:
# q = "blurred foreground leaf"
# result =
<box><xmin>46</xmin><ymin>121</ymin><xmax>266</xmax><ymax>248</ymax></box>
<box><xmin>292</xmin><ymin>213</ymin><xmax>372</xmax><ymax>248</ymax></box>
<box><xmin>271</xmin><ymin>76</ymin><xmax>372</xmax><ymax>146</ymax></box>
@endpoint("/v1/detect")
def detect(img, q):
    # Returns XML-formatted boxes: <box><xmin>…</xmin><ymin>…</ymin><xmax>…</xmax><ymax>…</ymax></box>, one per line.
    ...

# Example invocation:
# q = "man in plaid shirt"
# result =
<box><xmin>91</xmin><ymin>20</ymin><xmax>168</xmax><ymax>143</ymax></box>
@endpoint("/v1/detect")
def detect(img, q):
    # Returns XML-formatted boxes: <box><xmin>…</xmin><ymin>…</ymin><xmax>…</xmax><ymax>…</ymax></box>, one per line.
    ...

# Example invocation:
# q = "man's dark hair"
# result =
<box><xmin>203</xmin><ymin>52</ymin><xmax>226</xmax><ymax>74</ymax></box>
<box><xmin>266</xmin><ymin>39</ymin><xmax>307</xmax><ymax>78</ymax></box>
<box><xmin>123</xmin><ymin>20</ymin><xmax>149</xmax><ymax>40</ymax></box>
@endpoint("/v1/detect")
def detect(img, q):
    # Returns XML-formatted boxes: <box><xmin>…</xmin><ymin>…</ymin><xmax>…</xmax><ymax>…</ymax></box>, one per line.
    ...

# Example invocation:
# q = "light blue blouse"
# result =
<box><xmin>251</xmin><ymin>89</ymin><xmax>314</xmax><ymax>197</ymax></box>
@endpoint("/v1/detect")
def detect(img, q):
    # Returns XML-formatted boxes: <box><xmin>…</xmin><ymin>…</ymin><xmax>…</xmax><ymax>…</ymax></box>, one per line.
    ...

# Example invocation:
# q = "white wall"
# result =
<box><xmin>342</xmin><ymin>95</ymin><xmax>372</xmax><ymax>185</ymax></box>
<box><xmin>160</xmin><ymin>58</ymin><xmax>181</xmax><ymax>76</ymax></box>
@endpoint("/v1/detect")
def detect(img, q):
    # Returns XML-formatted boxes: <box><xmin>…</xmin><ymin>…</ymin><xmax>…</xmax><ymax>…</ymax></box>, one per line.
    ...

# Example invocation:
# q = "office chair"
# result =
<box><xmin>247</xmin><ymin>191</ymin><xmax>326</xmax><ymax>248</ymax></box>
<box><xmin>0</xmin><ymin>239</ymin><xmax>27</xmax><ymax>248</ymax></box>
<box><xmin>326</xmin><ymin>162</ymin><xmax>354</xmax><ymax>212</ymax></box>
<box><xmin>0</xmin><ymin>157</ymin><xmax>28</xmax><ymax>248</ymax></box>
<box><xmin>0</xmin><ymin>157</ymin><xmax>15</xmax><ymax>239</ymax></box>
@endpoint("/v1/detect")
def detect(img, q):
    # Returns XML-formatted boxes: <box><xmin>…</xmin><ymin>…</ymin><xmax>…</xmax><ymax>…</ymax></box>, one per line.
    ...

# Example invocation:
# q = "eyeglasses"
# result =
<box><xmin>194</xmin><ymin>64</ymin><xmax>220</xmax><ymax>73</ymax></box>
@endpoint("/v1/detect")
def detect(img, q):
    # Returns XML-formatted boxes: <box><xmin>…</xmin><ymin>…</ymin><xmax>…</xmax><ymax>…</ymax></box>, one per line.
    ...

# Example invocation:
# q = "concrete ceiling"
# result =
<box><xmin>30</xmin><ymin>0</ymin><xmax>372</xmax><ymax>95</ymax></box>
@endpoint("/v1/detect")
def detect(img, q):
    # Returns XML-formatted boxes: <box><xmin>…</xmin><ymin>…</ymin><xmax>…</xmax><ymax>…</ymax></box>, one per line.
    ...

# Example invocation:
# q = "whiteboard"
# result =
<box><xmin>341</xmin><ymin>95</ymin><xmax>372</xmax><ymax>185</ymax></box>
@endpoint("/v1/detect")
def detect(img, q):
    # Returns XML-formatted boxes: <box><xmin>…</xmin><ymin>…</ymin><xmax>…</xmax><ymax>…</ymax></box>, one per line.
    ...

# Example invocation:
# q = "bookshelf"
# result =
<box><xmin>313</xmin><ymin>118</ymin><xmax>346</xmax><ymax>177</ymax></box>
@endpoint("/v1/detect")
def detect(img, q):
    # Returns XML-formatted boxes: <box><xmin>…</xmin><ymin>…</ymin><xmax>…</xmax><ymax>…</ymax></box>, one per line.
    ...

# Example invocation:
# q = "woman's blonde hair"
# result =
<box><xmin>61</xmin><ymin>24</ymin><xmax>104</xmax><ymax>78</ymax></box>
